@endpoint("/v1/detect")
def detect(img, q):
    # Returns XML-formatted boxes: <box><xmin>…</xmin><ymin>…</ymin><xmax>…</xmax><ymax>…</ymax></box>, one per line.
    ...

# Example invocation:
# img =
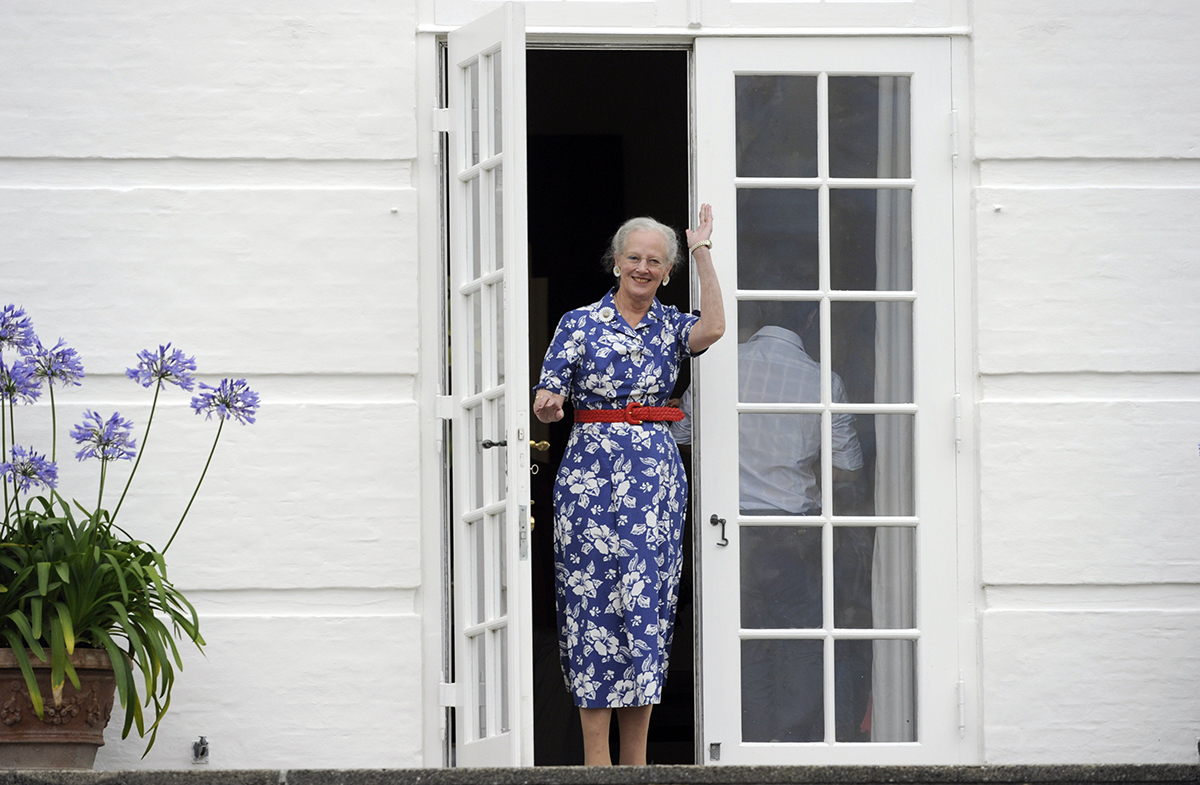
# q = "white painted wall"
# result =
<box><xmin>0</xmin><ymin>1</ymin><xmax>425</xmax><ymax>769</ymax></box>
<box><xmin>974</xmin><ymin>0</ymin><xmax>1200</xmax><ymax>764</ymax></box>
<box><xmin>4</xmin><ymin>0</ymin><xmax>1198</xmax><ymax>770</ymax></box>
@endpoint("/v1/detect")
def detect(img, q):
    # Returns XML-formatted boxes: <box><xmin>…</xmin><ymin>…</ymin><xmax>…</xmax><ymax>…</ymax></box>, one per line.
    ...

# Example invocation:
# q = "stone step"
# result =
<box><xmin>1</xmin><ymin>766</ymin><xmax>1197</xmax><ymax>785</ymax></box>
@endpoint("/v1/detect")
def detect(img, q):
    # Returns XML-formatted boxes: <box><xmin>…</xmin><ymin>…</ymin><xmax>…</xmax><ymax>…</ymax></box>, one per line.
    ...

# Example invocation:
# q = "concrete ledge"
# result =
<box><xmin>1</xmin><ymin>767</ymin><xmax>1197</xmax><ymax>785</ymax></box>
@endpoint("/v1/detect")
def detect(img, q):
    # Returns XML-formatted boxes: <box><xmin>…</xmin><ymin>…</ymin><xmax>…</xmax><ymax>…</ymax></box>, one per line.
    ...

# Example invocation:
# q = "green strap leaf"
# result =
<box><xmin>1</xmin><ymin>630</ymin><xmax>43</xmax><ymax>718</ymax></box>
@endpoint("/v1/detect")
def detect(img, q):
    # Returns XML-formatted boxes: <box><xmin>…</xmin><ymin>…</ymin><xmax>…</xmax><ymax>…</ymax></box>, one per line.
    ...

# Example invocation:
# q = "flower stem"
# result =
<box><xmin>97</xmin><ymin>459</ymin><xmax>107</xmax><ymax>519</ymax></box>
<box><xmin>48</xmin><ymin>384</ymin><xmax>58</xmax><ymax>464</ymax></box>
<box><xmin>112</xmin><ymin>382</ymin><xmax>160</xmax><ymax>522</ymax></box>
<box><xmin>164</xmin><ymin>417</ymin><xmax>223</xmax><ymax>554</ymax></box>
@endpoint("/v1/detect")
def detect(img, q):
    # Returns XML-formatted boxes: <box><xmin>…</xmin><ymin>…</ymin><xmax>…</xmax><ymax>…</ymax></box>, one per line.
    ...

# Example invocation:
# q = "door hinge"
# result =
<box><xmin>435</xmin><ymin>395</ymin><xmax>456</xmax><ymax>420</ymax></box>
<box><xmin>950</xmin><ymin>109</ymin><xmax>960</xmax><ymax>166</ymax></box>
<box><xmin>953</xmin><ymin>391</ymin><xmax>963</xmax><ymax>452</ymax></box>
<box><xmin>432</xmin><ymin>107</ymin><xmax>451</xmax><ymax>133</ymax></box>
<box><xmin>957</xmin><ymin>673</ymin><xmax>966</xmax><ymax>736</ymax></box>
<box><xmin>439</xmin><ymin>681</ymin><xmax>459</xmax><ymax>708</ymax></box>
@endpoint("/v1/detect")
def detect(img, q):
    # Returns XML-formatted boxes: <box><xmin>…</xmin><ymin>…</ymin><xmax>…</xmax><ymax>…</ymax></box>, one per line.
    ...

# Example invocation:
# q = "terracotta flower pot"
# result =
<box><xmin>0</xmin><ymin>648</ymin><xmax>116</xmax><ymax>770</ymax></box>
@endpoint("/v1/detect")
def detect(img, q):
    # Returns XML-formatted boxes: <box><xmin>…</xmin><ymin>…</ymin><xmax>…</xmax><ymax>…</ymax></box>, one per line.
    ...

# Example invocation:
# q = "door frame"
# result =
<box><xmin>415</xmin><ymin>23</ymin><xmax>980</xmax><ymax>768</ymax></box>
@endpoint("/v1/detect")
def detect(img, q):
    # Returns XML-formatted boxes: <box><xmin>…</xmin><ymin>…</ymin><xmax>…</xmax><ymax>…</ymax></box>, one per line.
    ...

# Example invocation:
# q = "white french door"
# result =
<box><xmin>445</xmin><ymin>3</ymin><xmax>533</xmax><ymax>767</ymax></box>
<box><xmin>694</xmin><ymin>37</ymin><xmax>959</xmax><ymax>764</ymax></box>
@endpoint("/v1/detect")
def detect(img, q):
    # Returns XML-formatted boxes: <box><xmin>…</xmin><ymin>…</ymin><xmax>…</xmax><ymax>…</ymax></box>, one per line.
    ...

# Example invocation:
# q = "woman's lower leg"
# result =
<box><xmin>579</xmin><ymin>707</ymin><xmax>613</xmax><ymax>766</ymax></box>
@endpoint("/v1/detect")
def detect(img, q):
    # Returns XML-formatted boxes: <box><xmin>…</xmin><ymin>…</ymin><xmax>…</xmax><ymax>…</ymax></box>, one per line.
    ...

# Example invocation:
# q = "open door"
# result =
<box><xmin>694</xmin><ymin>37</ymin><xmax>960</xmax><ymax>764</ymax></box>
<box><xmin>445</xmin><ymin>3</ymin><xmax>533</xmax><ymax>767</ymax></box>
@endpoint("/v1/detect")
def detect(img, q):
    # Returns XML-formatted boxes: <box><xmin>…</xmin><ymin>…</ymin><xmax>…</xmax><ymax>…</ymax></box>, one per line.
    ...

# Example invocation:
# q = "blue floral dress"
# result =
<box><xmin>536</xmin><ymin>289</ymin><xmax>701</xmax><ymax>708</ymax></box>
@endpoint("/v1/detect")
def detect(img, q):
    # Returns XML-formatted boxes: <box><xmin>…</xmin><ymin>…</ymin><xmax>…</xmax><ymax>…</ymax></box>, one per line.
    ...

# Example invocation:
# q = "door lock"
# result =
<box><xmin>481</xmin><ymin>439</ymin><xmax>508</xmax><ymax>449</ymax></box>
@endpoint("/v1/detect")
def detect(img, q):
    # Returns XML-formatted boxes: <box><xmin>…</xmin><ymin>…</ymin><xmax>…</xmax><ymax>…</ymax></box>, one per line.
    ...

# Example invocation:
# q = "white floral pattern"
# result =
<box><xmin>536</xmin><ymin>289</ymin><xmax>700</xmax><ymax>708</ymax></box>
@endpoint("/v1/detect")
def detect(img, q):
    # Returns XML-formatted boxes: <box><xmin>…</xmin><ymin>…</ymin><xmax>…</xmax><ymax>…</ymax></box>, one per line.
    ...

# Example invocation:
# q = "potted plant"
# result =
<box><xmin>0</xmin><ymin>304</ymin><xmax>259</xmax><ymax>768</ymax></box>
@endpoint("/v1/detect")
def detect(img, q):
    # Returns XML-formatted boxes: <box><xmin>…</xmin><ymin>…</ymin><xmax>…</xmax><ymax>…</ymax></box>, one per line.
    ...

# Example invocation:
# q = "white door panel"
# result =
<box><xmin>446</xmin><ymin>3</ymin><xmax>533</xmax><ymax>767</ymax></box>
<box><xmin>694</xmin><ymin>36</ymin><xmax>958</xmax><ymax>765</ymax></box>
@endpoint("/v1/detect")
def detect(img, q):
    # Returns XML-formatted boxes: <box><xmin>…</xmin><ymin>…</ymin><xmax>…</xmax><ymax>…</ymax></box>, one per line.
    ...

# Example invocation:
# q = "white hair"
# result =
<box><xmin>602</xmin><ymin>216</ymin><xmax>681</xmax><ymax>278</ymax></box>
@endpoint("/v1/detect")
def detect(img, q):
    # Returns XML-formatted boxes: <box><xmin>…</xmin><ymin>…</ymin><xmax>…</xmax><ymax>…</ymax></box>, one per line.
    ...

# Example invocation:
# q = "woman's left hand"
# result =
<box><xmin>685</xmin><ymin>203</ymin><xmax>714</xmax><ymax>249</ymax></box>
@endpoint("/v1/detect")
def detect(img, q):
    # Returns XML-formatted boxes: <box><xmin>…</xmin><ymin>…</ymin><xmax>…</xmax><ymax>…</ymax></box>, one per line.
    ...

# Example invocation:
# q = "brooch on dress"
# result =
<box><xmin>597</xmin><ymin>306</ymin><xmax>615</xmax><ymax>323</ymax></box>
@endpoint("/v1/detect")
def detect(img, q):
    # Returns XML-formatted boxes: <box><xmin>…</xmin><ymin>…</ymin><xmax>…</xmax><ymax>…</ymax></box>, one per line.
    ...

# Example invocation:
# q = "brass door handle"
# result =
<box><xmin>530</xmin><ymin>440</ymin><xmax>550</xmax><ymax>451</ymax></box>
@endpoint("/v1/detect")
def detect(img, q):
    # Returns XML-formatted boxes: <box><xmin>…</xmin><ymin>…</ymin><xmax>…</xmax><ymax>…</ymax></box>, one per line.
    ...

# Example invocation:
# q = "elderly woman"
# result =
<box><xmin>533</xmin><ymin>205</ymin><xmax>724</xmax><ymax>765</ymax></box>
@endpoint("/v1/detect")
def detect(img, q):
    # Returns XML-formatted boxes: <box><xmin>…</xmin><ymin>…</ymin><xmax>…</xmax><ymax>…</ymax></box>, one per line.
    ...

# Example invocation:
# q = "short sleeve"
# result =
<box><xmin>535</xmin><ymin>311</ymin><xmax>586</xmax><ymax>396</ymax></box>
<box><xmin>668</xmin><ymin>306</ymin><xmax>704</xmax><ymax>360</ymax></box>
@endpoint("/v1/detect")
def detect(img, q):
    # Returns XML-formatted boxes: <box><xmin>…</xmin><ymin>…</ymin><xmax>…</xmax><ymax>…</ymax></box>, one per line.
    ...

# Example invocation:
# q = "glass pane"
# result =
<box><xmin>491</xmin><ymin>50</ymin><xmax>503</xmax><ymax>156</ymax></box>
<box><xmin>828</xmin><ymin>76</ymin><xmax>911</xmax><ymax>179</ymax></box>
<box><xmin>497</xmin><ymin>626</ymin><xmax>510</xmax><ymax>733</ymax></box>
<box><xmin>494</xmin><ymin>283</ymin><xmax>505</xmax><ymax>385</ymax></box>
<box><xmin>868</xmin><ymin>527</ymin><xmax>915</xmax><ymax>629</ymax></box>
<box><xmin>470</xmin><ymin>176</ymin><xmax>482</xmax><ymax>279</ymax></box>
<box><xmin>742</xmin><ymin>639</ymin><xmax>824</xmax><ymax>742</ymax></box>
<box><xmin>736</xmin><ymin>189</ymin><xmax>819</xmax><ymax>291</ymax></box>
<box><xmin>469</xmin><ymin>405</ymin><xmax>484</xmax><ymax>510</ymax></box>
<box><xmin>497</xmin><ymin>511</ymin><xmax>508</xmax><ymax>616</ymax></box>
<box><xmin>473</xmin><ymin>633</ymin><xmax>487</xmax><ymax>739</ymax></box>
<box><xmin>493</xmin><ymin>397</ymin><xmax>507</xmax><ymax>503</ymax></box>
<box><xmin>740</xmin><ymin>526</ymin><xmax>822</xmax><ymax>629</ymax></box>
<box><xmin>833</xmin><ymin>527</ymin><xmax>892</xmax><ymax>628</ymax></box>
<box><xmin>739</xmin><ymin>414</ymin><xmax>823</xmax><ymax>515</ymax></box>
<box><xmin>830</xmin><ymin>301</ymin><xmax>913</xmax><ymax>404</ymax></box>
<box><xmin>738</xmin><ymin>301</ymin><xmax>821</xmax><ymax>402</ymax></box>
<box><xmin>735</xmin><ymin>75</ymin><xmax>817</xmax><ymax>178</ymax></box>
<box><xmin>471</xmin><ymin>290</ymin><xmax>483</xmax><ymax>396</ymax></box>
<box><xmin>837</xmin><ymin>639</ymin><xmax>917</xmax><ymax>742</ymax></box>
<box><xmin>856</xmin><ymin>414</ymin><xmax>915</xmax><ymax>517</ymax></box>
<box><xmin>468</xmin><ymin>60</ymin><xmax>480</xmax><ymax>166</ymax></box>
<box><xmin>494</xmin><ymin>165</ymin><xmax>504</xmax><ymax>270</ymax></box>
<box><xmin>829</xmin><ymin>189</ymin><xmax>912</xmax><ymax>291</ymax></box>
<box><xmin>473</xmin><ymin>517</ymin><xmax>486</xmax><ymax>624</ymax></box>
<box><xmin>833</xmin><ymin>638</ymin><xmax>874</xmax><ymax>742</ymax></box>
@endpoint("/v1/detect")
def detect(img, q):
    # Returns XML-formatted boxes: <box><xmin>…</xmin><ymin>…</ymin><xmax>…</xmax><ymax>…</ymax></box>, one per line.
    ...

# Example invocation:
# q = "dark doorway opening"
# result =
<box><xmin>525</xmin><ymin>48</ymin><xmax>695</xmax><ymax>766</ymax></box>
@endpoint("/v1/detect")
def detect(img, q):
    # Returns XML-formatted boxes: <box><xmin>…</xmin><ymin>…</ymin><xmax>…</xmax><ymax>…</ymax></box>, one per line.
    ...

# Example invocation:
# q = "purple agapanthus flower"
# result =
<box><xmin>1</xmin><ymin>445</ymin><xmax>58</xmax><ymax>494</ymax></box>
<box><xmin>191</xmin><ymin>378</ymin><xmax>260</xmax><ymax>425</ymax></box>
<box><xmin>0</xmin><ymin>358</ymin><xmax>41</xmax><ymax>404</ymax></box>
<box><xmin>28</xmin><ymin>338</ymin><xmax>85</xmax><ymax>388</ymax></box>
<box><xmin>70</xmin><ymin>410</ymin><xmax>138</xmax><ymax>462</ymax></box>
<box><xmin>126</xmin><ymin>343</ymin><xmax>197</xmax><ymax>391</ymax></box>
<box><xmin>0</xmin><ymin>305</ymin><xmax>36</xmax><ymax>355</ymax></box>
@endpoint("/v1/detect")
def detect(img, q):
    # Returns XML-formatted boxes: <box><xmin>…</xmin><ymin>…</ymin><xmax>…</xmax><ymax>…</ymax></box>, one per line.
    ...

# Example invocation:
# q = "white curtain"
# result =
<box><xmin>870</xmin><ymin>75</ymin><xmax>916</xmax><ymax>743</ymax></box>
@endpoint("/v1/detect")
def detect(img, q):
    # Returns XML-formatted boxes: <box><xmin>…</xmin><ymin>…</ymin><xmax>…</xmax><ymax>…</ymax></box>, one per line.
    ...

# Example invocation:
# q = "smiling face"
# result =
<box><xmin>615</xmin><ymin>229</ymin><xmax>671</xmax><ymax>300</ymax></box>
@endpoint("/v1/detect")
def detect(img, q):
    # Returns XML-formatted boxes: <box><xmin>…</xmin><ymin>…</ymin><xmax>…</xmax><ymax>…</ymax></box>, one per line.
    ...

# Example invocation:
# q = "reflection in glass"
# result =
<box><xmin>497</xmin><ymin>626</ymin><xmax>510</xmax><ymax>733</ymax></box>
<box><xmin>740</xmin><ymin>526</ymin><xmax>822</xmax><ymax>629</ymax></box>
<box><xmin>736</xmin><ymin>189</ymin><xmax>818</xmax><ymax>290</ymax></box>
<box><xmin>494</xmin><ymin>285</ymin><xmax>505</xmax><ymax>385</ymax></box>
<box><xmin>471</xmin><ymin>291</ymin><xmax>483</xmax><ymax>396</ymax></box>
<box><xmin>832</xmin><ymin>527</ymin><xmax>876</xmax><ymax>628</ymax></box>
<box><xmin>830</xmin><ymin>301</ymin><xmax>913</xmax><ymax>404</ymax></box>
<box><xmin>468</xmin><ymin>60</ymin><xmax>480</xmax><ymax>166</ymax></box>
<box><xmin>735</xmin><ymin>75</ymin><xmax>817</xmax><ymax>178</ymax></box>
<box><xmin>470</xmin><ymin>405</ymin><xmax>484</xmax><ymax>510</ymax></box>
<box><xmin>474</xmin><ymin>633</ymin><xmax>487</xmax><ymax>739</ymax></box>
<box><xmin>738</xmin><ymin>414</ymin><xmax>823</xmax><ymax>515</ymax></box>
<box><xmin>742</xmin><ymin>639</ymin><xmax>824</xmax><ymax>742</ymax></box>
<box><xmin>497</xmin><ymin>511</ymin><xmax>508</xmax><ymax>616</ymax></box>
<box><xmin>829</xmin><ymin>189</ymin><xmax>912</xmax><ymax>291</ymax></box>
<box><xmin>828</xmin><ymin>76</ymin><xmax>911</xmax><ymax>179</ymax></box>
<box><xmin>470</xmin><ymin>176</ymin><xmax>482</xmax><ymax>279</ymax></box>
<box><xmin>491</xmin><ymin>51</ymin><xmax>503</xmax><ymax>156</ymax></box>
<box><xmin>472</xmin><ymin>518</ymin><xmax>485</xmax><ymax>624</ymax></box>
<box><xmin>494</xmin><ymin>397</ymin><xmax>507</xmax><ymax>502</ymax></box>
<box><xmin>494</xmin><ymin>166</ymin><xmax>504</xmax><ymax>270</ymax></box>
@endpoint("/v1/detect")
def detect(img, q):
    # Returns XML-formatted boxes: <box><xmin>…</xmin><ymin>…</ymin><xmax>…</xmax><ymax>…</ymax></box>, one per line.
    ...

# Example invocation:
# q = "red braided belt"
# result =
<box><xmin>574</xmin><ymin>401</ymin><xmax>684</xmax><ymax>425</ymax></box>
